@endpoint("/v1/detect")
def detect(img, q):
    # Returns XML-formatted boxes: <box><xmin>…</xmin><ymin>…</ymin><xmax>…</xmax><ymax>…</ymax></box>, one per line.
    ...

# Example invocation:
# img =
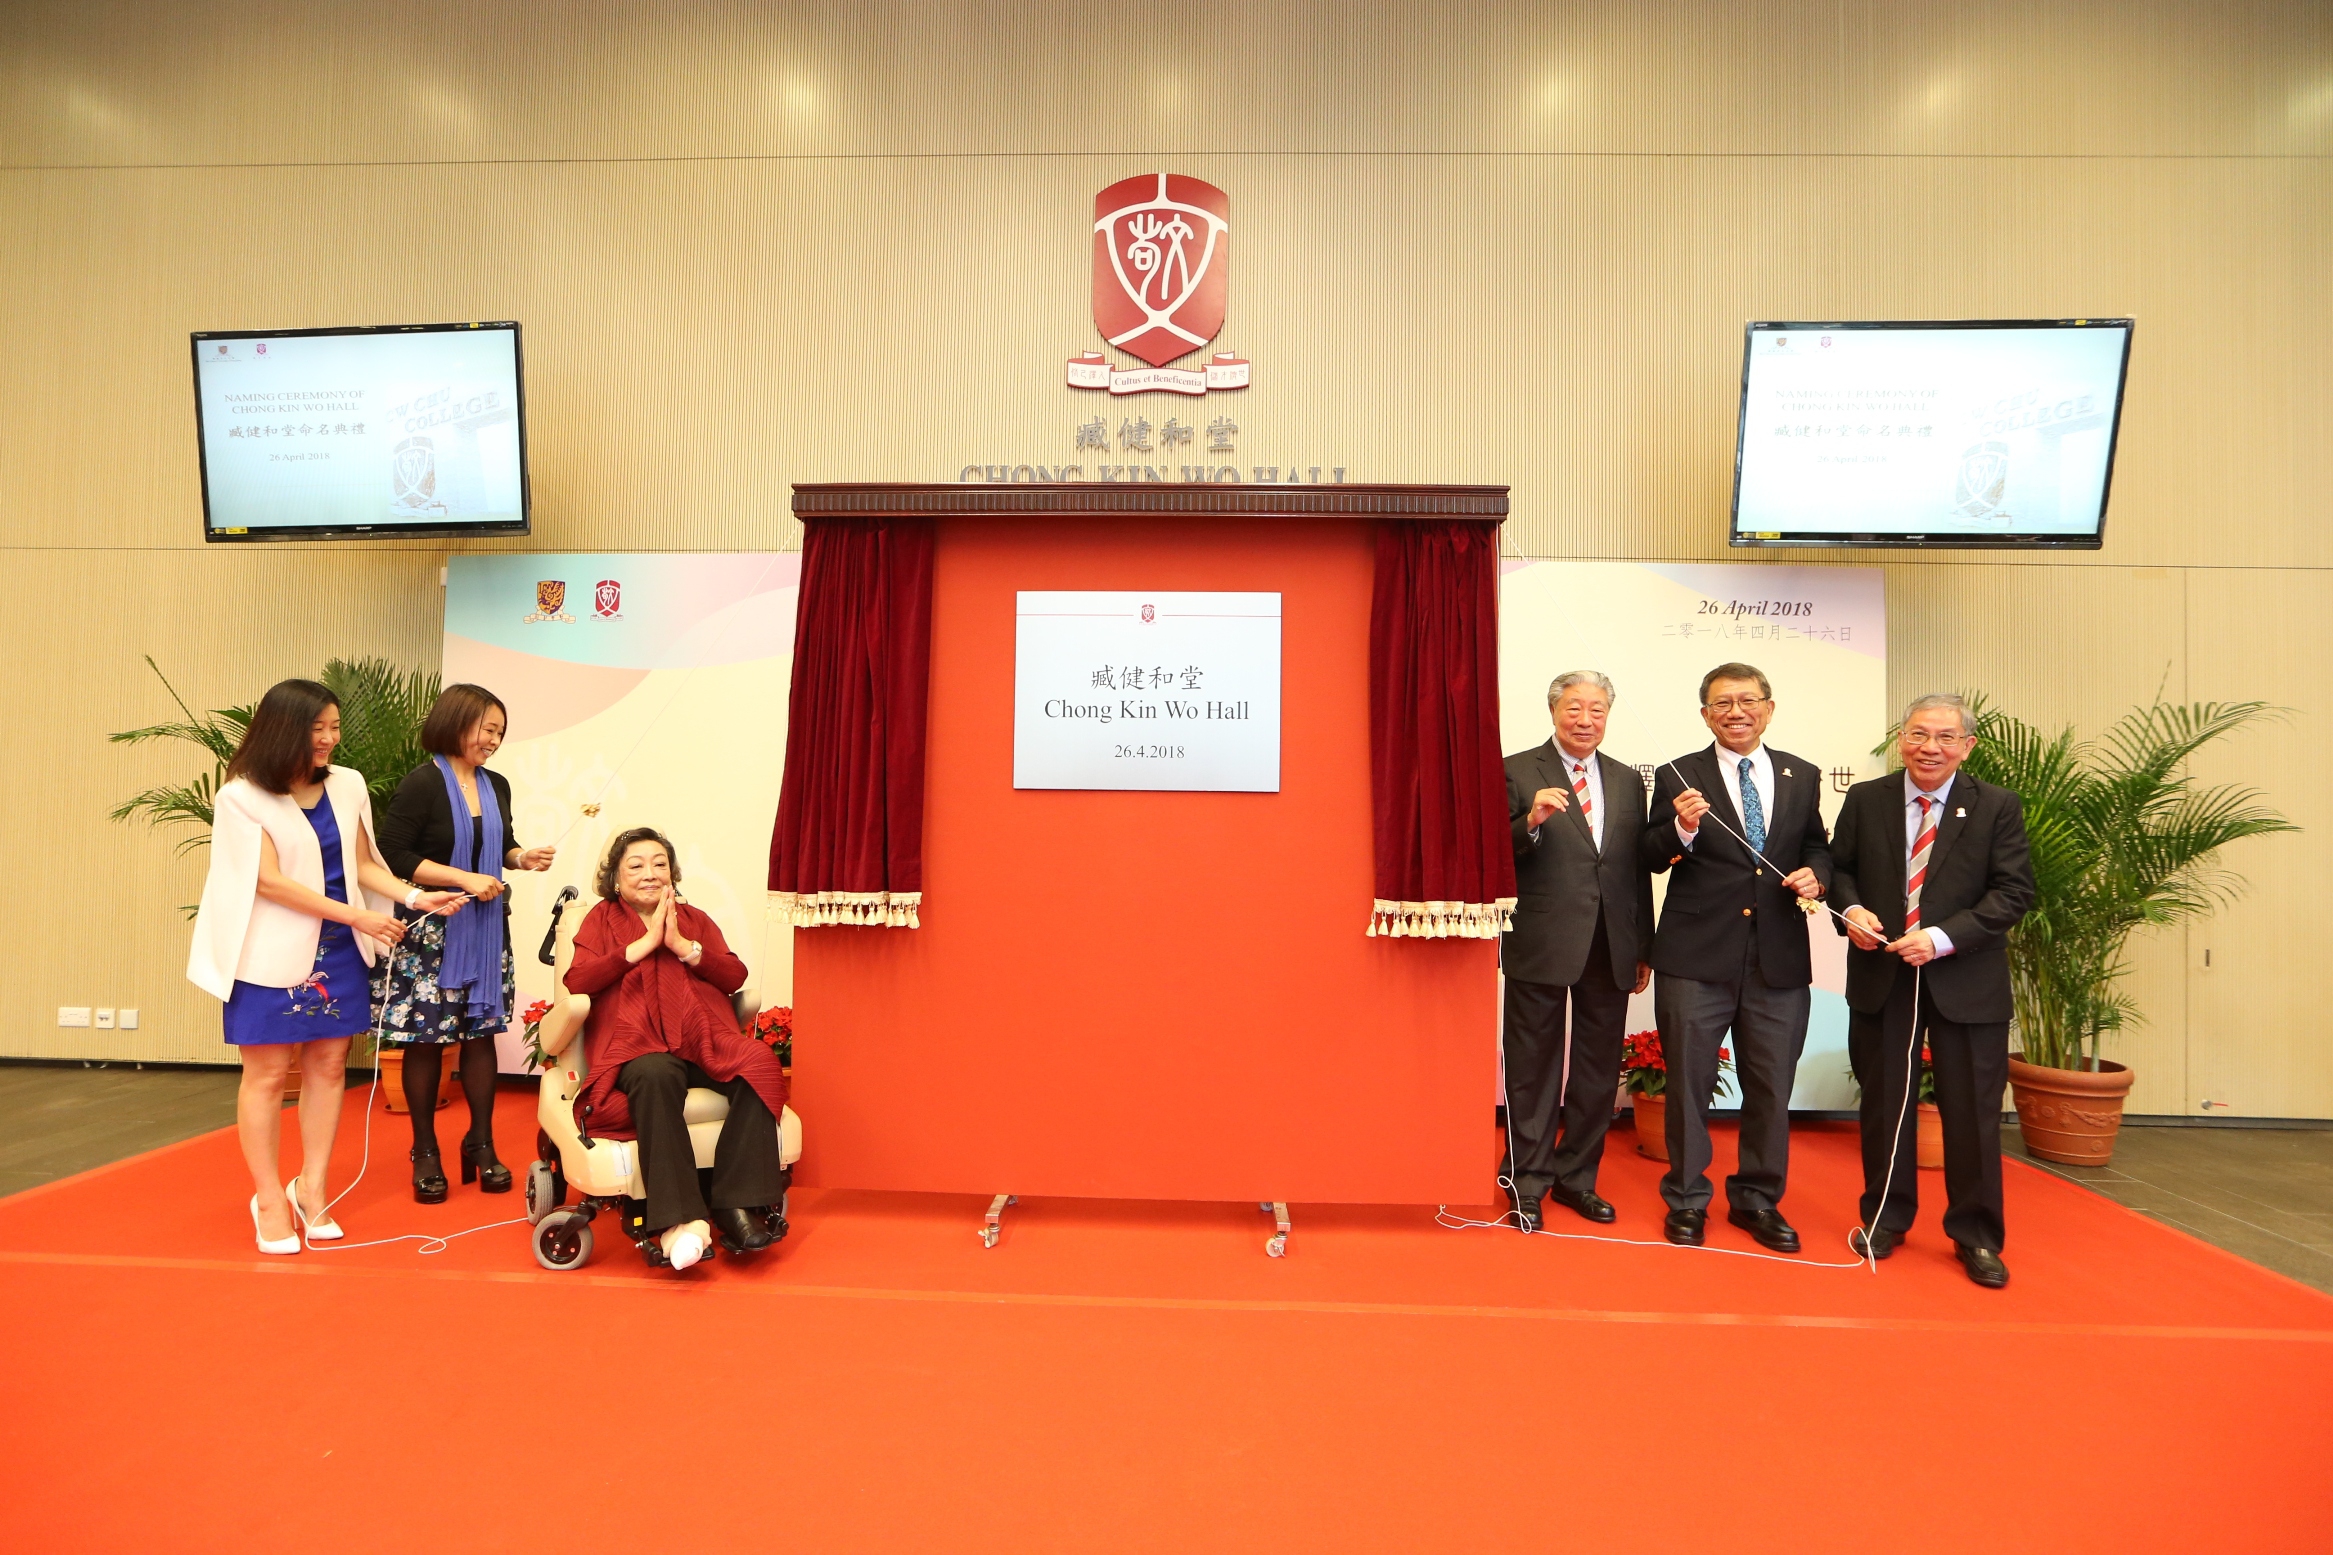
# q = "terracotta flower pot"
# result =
<box><xmin>376</xmin><ymin>1048</ymin><xmax>457</xmax><ymax>1114</ymax></box>
<box><xmin>1632</xmin><ymin>1092</ymin><xmax>1668</xmax><ymax>1162</ymax></box>
<box><xmin>2008</xmin><ymin>1055</ymin><xmax>2134</xmax><ymax>1166</ymax></box>
<box><xmin>1915</xmin><ymin>1102</ymin><xmax>1943</xmax><ymax>1170</ymax></box>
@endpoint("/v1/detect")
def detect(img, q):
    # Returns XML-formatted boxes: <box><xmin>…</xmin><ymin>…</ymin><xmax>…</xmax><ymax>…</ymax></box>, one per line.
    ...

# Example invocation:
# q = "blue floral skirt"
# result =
<box><xmin>370</xmin><ymin>907</ymin><xmax>515</xmax><ymax>1045</ymax></box>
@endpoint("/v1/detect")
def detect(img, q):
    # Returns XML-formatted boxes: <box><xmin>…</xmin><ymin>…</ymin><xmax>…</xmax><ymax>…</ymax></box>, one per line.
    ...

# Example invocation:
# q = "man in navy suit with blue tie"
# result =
<box><xmin>1641</xmin><ymin>663</ymin><xmax>1832</xmax><ymax>1251</ymax></box>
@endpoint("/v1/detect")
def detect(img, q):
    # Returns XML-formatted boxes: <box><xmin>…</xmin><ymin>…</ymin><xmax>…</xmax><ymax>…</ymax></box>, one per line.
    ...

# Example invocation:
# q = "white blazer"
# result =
<box><xmin>186</xmin><ymin>766</ymin><xmax>395</xmax><ymax>1000</ymax></box>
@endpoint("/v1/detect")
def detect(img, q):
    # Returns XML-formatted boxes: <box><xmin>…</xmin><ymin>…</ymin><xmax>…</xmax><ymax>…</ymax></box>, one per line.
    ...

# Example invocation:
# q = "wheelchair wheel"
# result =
<box><xmin>524</xmin><ymin>1161</ymin><xmax>566</xmax><ymax>1224</ymax></box>
<box><xmin>533</xmin><ymin>1211</ymin><xmax>593</xmax><ymax>1271</ymax></box>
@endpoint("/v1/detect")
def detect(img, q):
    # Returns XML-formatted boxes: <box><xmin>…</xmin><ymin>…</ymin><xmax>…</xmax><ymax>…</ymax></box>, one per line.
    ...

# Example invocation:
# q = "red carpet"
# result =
<box><xmin>2</xmin><ymin>1085</ymin><xmax>2328</xmax><ymax>1553</ymax></box>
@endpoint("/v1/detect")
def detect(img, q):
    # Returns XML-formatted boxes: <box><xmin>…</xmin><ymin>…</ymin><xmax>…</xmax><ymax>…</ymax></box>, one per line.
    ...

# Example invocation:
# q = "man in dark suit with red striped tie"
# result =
<box><xmin>1499</xmin><ymin>671</ymin><xmax>1656</xmax><ymax>1231</ymax></box>
<box><xmin>1830</xmin><ymin>694</ymin><xmax>2035</xmax><ymax>1287</ymax></box>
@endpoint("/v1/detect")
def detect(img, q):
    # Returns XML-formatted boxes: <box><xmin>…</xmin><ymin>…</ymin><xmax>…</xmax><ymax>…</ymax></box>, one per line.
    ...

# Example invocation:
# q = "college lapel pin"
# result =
<box><xmin>1782</xmin><ymin>768</ymin><xmax>1792</xmax><ymax>777</ymax></box>
<box><xmin>1956</xmin><ymin>807</ymin><xmax>1966</xmax><ymax>817</ymax></box>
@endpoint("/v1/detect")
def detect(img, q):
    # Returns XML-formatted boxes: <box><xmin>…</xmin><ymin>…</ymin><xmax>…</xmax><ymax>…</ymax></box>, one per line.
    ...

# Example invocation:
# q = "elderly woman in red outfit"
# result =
<box><xmin>563</xmin><ymin>827</ymin><xmax>790</xmax><ymax>1270</ymax></box>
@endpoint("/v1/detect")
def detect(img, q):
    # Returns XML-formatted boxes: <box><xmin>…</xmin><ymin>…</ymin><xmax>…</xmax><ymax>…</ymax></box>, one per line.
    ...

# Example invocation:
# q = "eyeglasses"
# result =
<box><xmin>1901</xmin><ymin>731</ymin><xmax>1971</xmax><ymax>748</ymax></box>
<box><xmin>1702</xmin><ymin>697</ymin><xmax>1770</xmax><ymax>713</ymax></box>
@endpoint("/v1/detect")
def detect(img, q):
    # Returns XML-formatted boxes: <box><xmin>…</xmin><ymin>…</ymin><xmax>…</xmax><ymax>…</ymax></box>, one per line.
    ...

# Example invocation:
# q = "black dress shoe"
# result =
<box><xmin>713</xmin><ymin>1206</ymin><xmax>776</xmax><ymax>1254</ymax></box>
<box><xmin>1956</xmin><ymin>1243</ymin><xmax>2009</xmax><ymax>1289</ymax></box>
<box><xmin>1546</xmin><ymin>1184</ymin><xmax>1616</xmax><ymax>1224</ymax></box>
<box><xmin>1503</xmin><ymin>1190</ymin><xmax>1544</xmax><ymax>1234</ymax></box>
<box><xmin>1663</xmin><ymin>1208</ymin><xmax>1707</xmax><ymax>1246</ymax></box>
<box><xmin>1849</xmin><ymin>1225</ymin><xmax>1901</xmax><ymax>1260</ymax></box>
<box><xmin>1727</xmin><ymin>1205</ymin><xmax>1803</xmax><ymax>1253</ymax></box>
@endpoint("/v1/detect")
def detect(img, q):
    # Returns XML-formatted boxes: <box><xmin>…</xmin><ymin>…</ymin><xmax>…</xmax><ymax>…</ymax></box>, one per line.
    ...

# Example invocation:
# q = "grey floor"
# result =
<box><xmin>2005</xmin><ymin>1120</ymin><xmax>2333</xmax><ymax>1295</ymax></box>
<box><xmin>2</xmin><ymin>1064</ymin><xmax>2329</xmax><ymax>1295</ymax></box>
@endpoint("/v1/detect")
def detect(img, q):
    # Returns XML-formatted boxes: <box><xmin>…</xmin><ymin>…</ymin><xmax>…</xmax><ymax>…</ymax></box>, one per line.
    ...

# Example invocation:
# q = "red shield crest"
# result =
<box><xmin>594</xmin><ymin>579</ymin><xmax>621</xmax><ymax>617</ymax></box>
<box><xmin>1092</xmin><ymin>175</ymin><xmax>1229</xmax><ymax>368</ymax></box>
<box><xmin>1140</xmin><ymin>603</ymin><xmax>1156</xmax><ymax>623</ymax></box>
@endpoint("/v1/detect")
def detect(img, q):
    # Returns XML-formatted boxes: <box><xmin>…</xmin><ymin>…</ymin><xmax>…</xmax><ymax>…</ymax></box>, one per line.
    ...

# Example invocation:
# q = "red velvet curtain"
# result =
<box><xmin>768</xmin><ymin>514</ymin><xmax>934</xmax><ymax>927</ymax></box>
<box><xmin>1368</xmin><ymin>520</ymin><xmax>1515</xmax><ymax>938</ymax></box>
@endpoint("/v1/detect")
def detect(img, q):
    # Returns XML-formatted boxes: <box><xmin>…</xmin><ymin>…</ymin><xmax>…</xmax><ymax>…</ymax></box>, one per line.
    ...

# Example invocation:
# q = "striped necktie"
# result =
<box><xmin>1906</xmin><ymin>795</ymin><xmax>1938</xmax><ymax>929</ymax></box>
<box><xmin>1570</xmin><ymin>760</ymin><xmax>1592</xmax><ymax>824</ymax></box>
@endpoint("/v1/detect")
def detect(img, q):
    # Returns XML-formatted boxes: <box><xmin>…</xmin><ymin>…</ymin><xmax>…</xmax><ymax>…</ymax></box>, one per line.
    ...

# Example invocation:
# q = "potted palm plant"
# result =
<box><xmin>1953</xmin><ymin>696</ymin><xmax>2292</xmax><ymax>1166</ymax></box>
<box><xmin>112</xmin><ymin>656</ymin><xmax>442</xmax><ymax>1097</ymax></box>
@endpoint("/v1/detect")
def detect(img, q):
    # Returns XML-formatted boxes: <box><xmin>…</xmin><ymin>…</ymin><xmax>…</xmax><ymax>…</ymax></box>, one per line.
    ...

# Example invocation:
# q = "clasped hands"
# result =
<box><xmin>625</xmin><ymin>883</ymin><xmax>701</xmax><ymax>965</ymax></box>
<box><xmin>1842</xmin><ymin>905</ymin><xmax>1937</xmax><ymax>964</ymax></box>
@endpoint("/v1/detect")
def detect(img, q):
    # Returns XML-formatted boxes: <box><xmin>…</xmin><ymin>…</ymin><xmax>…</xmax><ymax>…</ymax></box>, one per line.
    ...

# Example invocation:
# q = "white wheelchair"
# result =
<box><xmin>524</xmin><ymin>887</ymin><xmax>803</xmax><ymax>1271</ymax></box>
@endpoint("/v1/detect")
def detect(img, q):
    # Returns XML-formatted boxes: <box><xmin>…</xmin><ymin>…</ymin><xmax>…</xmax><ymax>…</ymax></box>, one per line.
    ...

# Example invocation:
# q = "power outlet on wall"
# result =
<box><xmin>57</xmin><ymin>1007</ymin><xmax>92</xmax><ymax>1027</ymax></box>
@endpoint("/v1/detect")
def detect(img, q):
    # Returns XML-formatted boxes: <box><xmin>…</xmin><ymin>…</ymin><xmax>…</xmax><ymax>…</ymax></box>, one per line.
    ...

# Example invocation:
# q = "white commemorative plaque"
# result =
<box><xmin>1013</xmin><ymin>591</ymin><xmax>1282</xmax><ymax>792</ymax></box>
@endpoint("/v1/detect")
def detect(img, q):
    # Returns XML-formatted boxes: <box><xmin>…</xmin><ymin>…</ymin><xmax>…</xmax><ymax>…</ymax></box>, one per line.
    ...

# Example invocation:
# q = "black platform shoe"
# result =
<box><xmin>410</xmin><ymin>1146</ymin><xmax>449</xmax><ymax>1205</ymax></box>
<box><xmin>460</xmin><ymin>1138</ymin><xmax>513</xmax><ymax>1194</ymax></box>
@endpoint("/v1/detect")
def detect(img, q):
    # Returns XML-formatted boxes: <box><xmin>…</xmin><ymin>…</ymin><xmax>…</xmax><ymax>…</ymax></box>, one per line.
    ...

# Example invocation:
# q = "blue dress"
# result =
<box><xmin>221</xmin><ymin>793</ymin><xmax>375</xmax><ymax>1046</ymax></box>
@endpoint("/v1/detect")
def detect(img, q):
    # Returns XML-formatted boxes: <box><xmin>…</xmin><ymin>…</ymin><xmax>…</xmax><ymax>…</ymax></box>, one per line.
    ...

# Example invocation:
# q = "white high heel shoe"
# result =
<box><xmin>251</xmin><ymin>1195</ymin><xmax>302</xmax><ymax>1256</ymax></box>
<box><xmin>660</xmin><ymin>1220</ymin><xmax>711</xmax><ymax>1271</ymax></box>
<box><xmin>286</xmin><ymin>1178</ymin><xmax>343</xmax><ymax>1242</ymax></box>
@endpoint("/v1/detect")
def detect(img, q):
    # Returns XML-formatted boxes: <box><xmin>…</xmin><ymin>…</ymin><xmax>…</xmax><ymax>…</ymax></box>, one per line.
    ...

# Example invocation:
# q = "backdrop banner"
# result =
<box><xmin>442</xmin><ymin>553</ymin><xmax>798</xmax><ymax>1072</ymax></box>
<box><xmin>1497</xmin><ymin>560</ymin><xmax>1886</xmax><ymax>1110</ymax></box>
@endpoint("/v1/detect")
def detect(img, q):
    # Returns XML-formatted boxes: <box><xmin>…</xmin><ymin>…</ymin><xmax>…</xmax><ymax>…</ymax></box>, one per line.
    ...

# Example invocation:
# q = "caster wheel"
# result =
<box><xmin>524</xmin><ymin>1162</ymin><xmax>564</xmax><ymax>1225</ymax></box>
<box><xmin>979</xmin><ymin>1225</ymin><xmax>1000</xmax><ymax>1249</ymax></box>
<box><xmin>1265</xmin><ymin>1235</ymin><xmax>1287</xmax><ymax>1258</ymax></box>
<box><xmin>533</xmin><ymin>1211</ymin><xmax>593</xmax><ymax>1271</ymax></box>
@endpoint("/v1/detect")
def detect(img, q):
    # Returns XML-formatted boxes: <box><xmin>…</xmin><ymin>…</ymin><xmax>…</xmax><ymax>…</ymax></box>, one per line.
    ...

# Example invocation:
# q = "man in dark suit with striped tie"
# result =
<box><xmin>1499</xmin><ymin>671</ymin><xmax>1656</xmax><ymax>1231</ymax></box>
<box><xmin>1641</xmin><ymin>663</ymin><xmax>1832</xmax><ymax>1252</ymax></box>
<box><xmin>1830</xmin><ymin>694</ymin><xmax>2034</xmax><ymax>1287</ymax></box>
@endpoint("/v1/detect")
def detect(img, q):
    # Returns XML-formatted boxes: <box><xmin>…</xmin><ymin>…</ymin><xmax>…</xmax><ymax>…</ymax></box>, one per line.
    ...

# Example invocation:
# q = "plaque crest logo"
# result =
<box><xmin>593</xmin><ymin>579</ymin><xmax>622</xmax><ymax>618</ymax></box>
<box><xmin>1069</xmin><ymin>175</ymin><xmax>1249</xmax><ymax>397</ymax></box>
<box><xmin>524</xmin><ymin>579</ymin><xmax>574</xmax><ymax>624</ymax></box>
<box><xmin>1093</xmin><ymin>174</ymin><xmax>1228</xmax><ymax>367</ymax></box>
<box><xmin>1140</xmin><ymin>603</ymin><xmax>1156</xmax><ymax>623</ymax></box>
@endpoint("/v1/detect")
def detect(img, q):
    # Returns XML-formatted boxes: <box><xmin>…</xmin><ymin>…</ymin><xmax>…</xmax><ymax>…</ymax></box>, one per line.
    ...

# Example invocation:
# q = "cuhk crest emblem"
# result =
<box><xmin>525</xmin><ymin>579</ymin><xmax>574</xmax><ymax>623</ymax></box>
<box><xmin>594</xmin><ymin>579</ymin><xmax>621</xmax><ymax>618</ymax></box>
<box><xmin>1093</xmin><ymin>174</ymin><xmax>1229</xmax><ymax>367</ymax></box>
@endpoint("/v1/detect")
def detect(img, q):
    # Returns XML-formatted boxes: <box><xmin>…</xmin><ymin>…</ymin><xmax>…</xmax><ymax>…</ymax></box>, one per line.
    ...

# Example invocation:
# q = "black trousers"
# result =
<box><xmin>1653</xmin><ymin>936</ymin><xmax>1810</xmax><ymax>1215</ymax></box>
<box><xmin>1501</xmin><ymin>916</ymin><xmax>1631</xmax><ymax>1202</ymax></box>
<box><xmin>614</xmin><ymin>1053</ymin><xmax>784</xmax><ymax>1233</ymax></box>
<box><xmin>1847</xmin><ymin>976</ymin><xmax>2009</xmax><ymax>1252</ymax></box>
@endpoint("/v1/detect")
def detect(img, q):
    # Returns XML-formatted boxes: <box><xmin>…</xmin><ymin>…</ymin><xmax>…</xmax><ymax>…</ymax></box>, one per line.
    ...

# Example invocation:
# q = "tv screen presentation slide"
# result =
<box><xmin>1731</xmin><ymin>320</ymin><xmax>2132</xmax><ymax>549</ymax></box>
<box><xmin>192</xmin><ymin>323</ymin><xmax>527</xmax><ymax>540</ymax></box>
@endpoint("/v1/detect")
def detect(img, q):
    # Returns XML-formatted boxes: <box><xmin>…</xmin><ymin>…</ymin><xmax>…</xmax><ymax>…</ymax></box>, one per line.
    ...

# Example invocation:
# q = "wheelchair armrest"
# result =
<box><xmin>537</xmin><ymin>990</ymin><xmax>589</xmax><ymax>1059</ymax></box>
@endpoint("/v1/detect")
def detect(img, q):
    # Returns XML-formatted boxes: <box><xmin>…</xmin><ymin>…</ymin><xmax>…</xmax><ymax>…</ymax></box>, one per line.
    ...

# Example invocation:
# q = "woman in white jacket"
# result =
<box><xmin>188</xmin><ymin>680</ymin><xmax>464</xmax><ymax>1254</ymax></box>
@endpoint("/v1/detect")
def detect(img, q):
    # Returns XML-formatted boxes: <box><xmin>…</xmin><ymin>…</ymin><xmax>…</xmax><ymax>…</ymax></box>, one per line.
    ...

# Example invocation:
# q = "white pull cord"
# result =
<box><xmin>298</xmin><ymin>895</ymin><xmax>528</xmax><ymax>1254</ymax></box>
<box><xmin>1447</xmin><ymin>763</ymin><xmax>1932</xmax><ymax>1272</ymax></box>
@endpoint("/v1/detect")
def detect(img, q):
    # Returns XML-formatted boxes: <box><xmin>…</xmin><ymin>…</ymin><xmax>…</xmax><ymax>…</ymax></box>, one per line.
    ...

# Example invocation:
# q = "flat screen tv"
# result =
<box><xmin>191</xmin><ymin>322</ymin><xmax>529</xmax><ymax>541</ymax></box>
<box><xmin>1729</xmin><ymin>319</ymin><xmax>2132</xmax><ymax>549</ymax></box>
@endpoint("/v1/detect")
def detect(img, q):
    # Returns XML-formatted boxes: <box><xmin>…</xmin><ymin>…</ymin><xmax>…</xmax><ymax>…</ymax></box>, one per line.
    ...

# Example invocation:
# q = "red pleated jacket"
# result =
<box><xmin>562</xmin><ymin>898</ymin><xmax>790</xmax><ymax>1142</ymax></box>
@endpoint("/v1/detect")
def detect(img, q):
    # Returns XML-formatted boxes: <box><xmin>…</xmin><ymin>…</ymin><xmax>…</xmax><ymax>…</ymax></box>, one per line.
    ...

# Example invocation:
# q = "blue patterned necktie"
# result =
<box><xmin>1738</xmin><ymin>756</ymin><xmax>1767</xmax><ymax>854</ymax></box>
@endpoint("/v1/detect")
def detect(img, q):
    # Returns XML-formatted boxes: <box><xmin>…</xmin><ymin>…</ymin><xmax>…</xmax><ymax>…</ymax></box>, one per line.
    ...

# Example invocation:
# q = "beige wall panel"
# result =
<box><xmin>4</xmin><ymin>1</ymin><xmax>2329</xmax><ymax>166</ymax></box>
<box><xmin>5</xmin><ymin>155</ymin><xmax>2326</xmax><ymax>568</ymax></box>
<box><xmin>1</xmin><ymin>550</ymin><xmax>442</xmax><ymax>1062</ymax></box>
<box><xmin>2184</xmin><ymin>569</ymin><xmax>2331</xmax><ymax>1120</ymax></box>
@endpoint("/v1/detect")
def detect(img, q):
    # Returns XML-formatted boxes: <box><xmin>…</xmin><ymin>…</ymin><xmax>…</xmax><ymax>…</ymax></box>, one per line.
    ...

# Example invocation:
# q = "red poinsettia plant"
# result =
<box><xmin>751</xmin><ymin>1005</ymin><xmax>793</xmax><ymax>1068</ymax></box>
<box><xmin>1620</xmin><ymin>1028</ymin><xmax>1735</xmax><ymax>1102</ymax></box>
<box><xmin>519</xmin><ymin>997</ymin><xmax>555</xmax><ymax>1072</ymax></box>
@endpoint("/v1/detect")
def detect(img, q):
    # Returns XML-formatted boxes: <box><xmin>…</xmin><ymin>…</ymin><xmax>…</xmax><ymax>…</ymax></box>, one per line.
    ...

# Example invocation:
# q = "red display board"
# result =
<box><xmin>792</xmin><ymin>494</ymin><xmax>1500</xmax><ymax>1204</ymax></box>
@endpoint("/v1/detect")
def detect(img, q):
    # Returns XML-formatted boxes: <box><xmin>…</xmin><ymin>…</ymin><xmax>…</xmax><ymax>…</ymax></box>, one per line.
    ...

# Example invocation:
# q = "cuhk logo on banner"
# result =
<box><xmin>594</xmin><ymin>579</ymin><xmax>622</xmax><ymax>618</ymax></box>
<box><xmin>524</xmin><ymin>580</ymin><xmax>575</xmax><ymax>624</ymax></box>
<box><xmin>1069</xmin><ymin>174</ymin><xmax>1249</xmax><ymax>398</ymax></box>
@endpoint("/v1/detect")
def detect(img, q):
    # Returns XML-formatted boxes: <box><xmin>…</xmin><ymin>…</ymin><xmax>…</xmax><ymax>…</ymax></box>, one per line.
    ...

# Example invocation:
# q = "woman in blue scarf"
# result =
<box><xmin>375</xmin><ymin>684</ymin><xmax>556</xmax><ymax>1201</ymax></box>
